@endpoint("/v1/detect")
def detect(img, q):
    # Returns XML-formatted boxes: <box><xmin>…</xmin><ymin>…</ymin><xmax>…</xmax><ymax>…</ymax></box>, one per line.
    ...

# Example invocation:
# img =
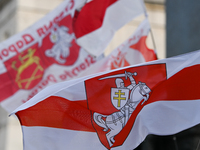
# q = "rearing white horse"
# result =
<box><xmin>93</xmin><ymin>82</ymin><xmax>151</xmax><ymax>147</ymax></box>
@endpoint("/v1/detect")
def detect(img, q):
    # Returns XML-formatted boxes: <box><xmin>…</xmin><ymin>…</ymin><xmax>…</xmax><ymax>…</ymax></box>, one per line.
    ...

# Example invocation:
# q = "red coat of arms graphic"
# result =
<box><xmin>85</xmin><ymin>64</ymin><xmax>167</xmax><ymax>149</ymax></box>
<box><xmin>4</xmin><ymin>45</ymin><xmax>45</xmax><ymax>90</ymax></box>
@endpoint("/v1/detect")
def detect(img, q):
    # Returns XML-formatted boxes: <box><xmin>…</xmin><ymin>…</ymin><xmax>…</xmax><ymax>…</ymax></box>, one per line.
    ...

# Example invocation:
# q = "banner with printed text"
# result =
<box><xmin>0</xmin><ymin>0</ymin><xmax>97</xmax><ymax>112</ymax></box>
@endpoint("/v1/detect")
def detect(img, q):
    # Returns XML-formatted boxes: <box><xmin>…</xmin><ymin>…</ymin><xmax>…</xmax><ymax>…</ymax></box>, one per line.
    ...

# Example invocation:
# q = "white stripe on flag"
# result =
<box><xmin>22</xmin><ymin>126</ymin><xmax>106</xmax><ymax>150</ymax></box>
<box><xmin>115</xmin><ymin>99</ymin><xmax>200</xmax><ymax>149</ymax></box>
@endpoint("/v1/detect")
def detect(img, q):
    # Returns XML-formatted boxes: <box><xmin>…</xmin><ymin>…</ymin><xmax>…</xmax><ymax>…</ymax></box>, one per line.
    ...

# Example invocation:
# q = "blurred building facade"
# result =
<box><xmin>0</xmin><ymin>0</ymin><xmax>16</xmax><ymax>41</ymax></box>
<box><xmin>0</xmin><ymin>0</ymin><xmax>17</xmax><ymax>150</ymax></box>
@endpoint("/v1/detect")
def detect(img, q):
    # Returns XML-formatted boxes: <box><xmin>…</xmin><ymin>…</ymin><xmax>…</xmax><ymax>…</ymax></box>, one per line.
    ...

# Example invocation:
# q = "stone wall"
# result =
<box><xmin>0</xmin><ymin>106</ymin><xmax>8</xmax><ymax>150</ymax></box>
<box><xmin>0</xmin><ymin>0</ymin><xmax>17</xmax><ymax>150</ymax></box>
<box><xmin>0</xmin><ymin>0</ymin><xmax>17</xmax><ymax>41</ymax></box>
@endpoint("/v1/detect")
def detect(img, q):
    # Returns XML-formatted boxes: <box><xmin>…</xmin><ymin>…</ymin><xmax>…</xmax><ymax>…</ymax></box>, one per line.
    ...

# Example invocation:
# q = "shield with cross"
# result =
<box><xmin>111</xmin><ymin>88</ymin><xmax>129</xmax><ymax>110</ymax></box>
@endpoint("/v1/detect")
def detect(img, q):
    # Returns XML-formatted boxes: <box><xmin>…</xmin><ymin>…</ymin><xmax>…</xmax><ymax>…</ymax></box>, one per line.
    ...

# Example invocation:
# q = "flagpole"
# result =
<box><xmin>173</xmin><ymin>135</ymin><xmax>179</xmax><ymax>150</ymax></box>
<box><xmin>195</xmin><ymin>139</ymin><xmax>200</xmax><ymax>150</ymax></box>
<box><xmin>149</xmin><ymin>28</ymin><xmax>157</xmax><ymax>54</ymax></box>
<box><xmin>140</xmin><ymin>0</ymin><xmax>157</xmax><ymax>56</ymax></box>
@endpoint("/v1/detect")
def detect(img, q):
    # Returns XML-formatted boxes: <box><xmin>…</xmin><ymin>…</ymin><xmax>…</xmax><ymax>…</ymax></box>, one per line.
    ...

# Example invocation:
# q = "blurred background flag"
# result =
<box><xmin>0</xmin><ymin>0</ymin><xmax>155</xmax><ymax>113</ymax></box>
<box><xmin>0</xmin><ymin>0</ymin><xmax>99</xmax><ymax>113</ymax></box>
<box><xmin>76</xmin><ymin>18</ymin><xmax>157</xmax><ymax>77</ymax></box>
<box><xmin>73</xmin><ymin>0</ymin><xmax>145</xmax><ymax>57</ymax></box>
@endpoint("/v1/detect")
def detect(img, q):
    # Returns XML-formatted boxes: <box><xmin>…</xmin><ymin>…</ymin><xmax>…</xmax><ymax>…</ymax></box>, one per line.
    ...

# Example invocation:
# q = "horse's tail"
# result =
<box><xmin>93</xmin><ymin>112</ymin><xmax>109</xmax><ymax>132</ymax></box>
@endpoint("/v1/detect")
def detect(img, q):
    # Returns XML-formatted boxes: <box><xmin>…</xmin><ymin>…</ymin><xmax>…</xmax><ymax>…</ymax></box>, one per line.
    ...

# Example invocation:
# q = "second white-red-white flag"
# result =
<box><xmin>73</xmin><ymin>0</ymin><xmax>145</xmax><ymax>56</ymax></box>
<box><xmin>0</xmin><ymin>0</ymin><xmax>154</xmax><ymax>113</ymax></box>
<box><xmin>76</xmin><ymin>18</ymin><xmax>157</xmax><ymax>78</ymax></box>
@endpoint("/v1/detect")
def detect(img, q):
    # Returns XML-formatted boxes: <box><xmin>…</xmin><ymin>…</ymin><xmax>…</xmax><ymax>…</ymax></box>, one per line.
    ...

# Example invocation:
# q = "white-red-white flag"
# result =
<box><xmin>0</xmin><ymin>0</ymin><xmax>154</xmax><ymax>114</ymax></box>
<box><xmin>13</xmin><ymin>49</ymin><xmax>200</xmax><ymax>150</ymax></box>
<box><xmin>73</xmin><ymin>0</ymin><xmax>145</xmax><ymax>57</ymax></box>
<box><xmin>76</xmin><ymin>18</ymin><xmax>157</xmax><ymax>78</ymax></box>
<box><xmin>0</xmin><ymin>0</ymin><xmax>98</xmax><ymax>113</ymax></box>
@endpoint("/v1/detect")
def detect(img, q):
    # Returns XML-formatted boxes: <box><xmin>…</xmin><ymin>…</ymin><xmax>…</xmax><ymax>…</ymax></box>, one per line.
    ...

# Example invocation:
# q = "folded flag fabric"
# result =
<box><xmin>73</xmin><ymin>0</ymin><xmax>145</xmax><ymax>57</ymax></box>
<box><xmin>76</xmin><ymin>18</ymin><xmax>157</xmax><ymax>78</ymax></box>
<box><xmin>13</xmin><ymin>49</ymin><xmax>200</xmax><ymax>150</ymax></box>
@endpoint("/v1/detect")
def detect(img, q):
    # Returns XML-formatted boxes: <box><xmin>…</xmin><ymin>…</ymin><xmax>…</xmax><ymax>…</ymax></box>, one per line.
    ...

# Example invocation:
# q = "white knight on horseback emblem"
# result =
<box><xmin>93</xmin><ymin>71</ymin><xmax>151</xmax><ymax>147</ymax></box>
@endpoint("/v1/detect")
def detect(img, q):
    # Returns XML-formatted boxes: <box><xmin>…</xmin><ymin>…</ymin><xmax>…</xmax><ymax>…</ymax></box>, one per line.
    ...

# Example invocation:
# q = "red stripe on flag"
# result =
<box><xmin>73</xmin><ymin>0</ymin><xmax>117</xmax><ymax>38</ymax></box>
<box><xmin>130</xmin><ymin>36</ymin><xmax>157</xmax><ymax>61</ymax></box>
<box><xmin>16</xmin><ymin>96</ymin><xmax>95</xmax><ymax>132</ymax></box>
<box><xmin>148</xmin><ymin>64</ymin><xmax>200</xmax><ymax>103</ymax></box>
<box><xmin>0</xmin><ymin>72</ymin><xmax>18</xmax><ymax>102</ymax></box>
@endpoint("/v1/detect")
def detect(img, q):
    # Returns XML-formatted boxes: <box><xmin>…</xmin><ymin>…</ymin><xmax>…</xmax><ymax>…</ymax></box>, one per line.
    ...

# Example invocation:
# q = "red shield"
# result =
<box><xmin>40</xmin><ymin>15</ymin><xmax>80</xmax><ymax>67</ymax></box>
<box><xmin>4</xmin><ymin>44</ymin><xmax>45</xmax><ymax>90</ymax></box>
<box><xmin>85</xmin><ymin>63</ymin><xmax>167</xmax><ymax>149</ymax></box>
